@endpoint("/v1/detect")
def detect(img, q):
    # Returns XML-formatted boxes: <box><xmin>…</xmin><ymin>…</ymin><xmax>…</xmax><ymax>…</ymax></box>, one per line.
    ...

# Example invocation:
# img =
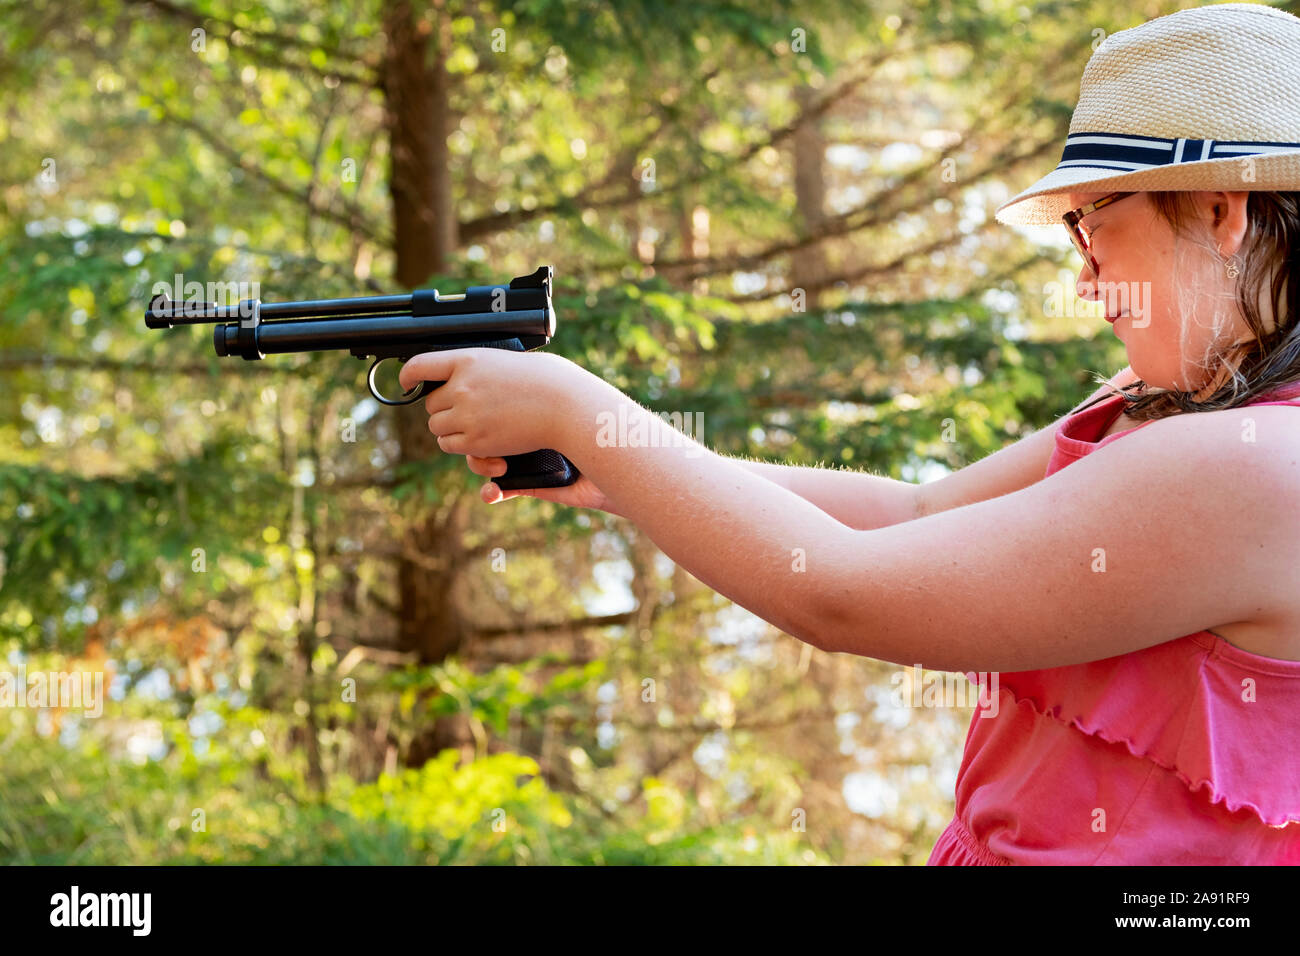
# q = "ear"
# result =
<box><xmin>1208</xmin><ymin>190</ymin><xmax>1250</xmax><ymax>257</ymax></box>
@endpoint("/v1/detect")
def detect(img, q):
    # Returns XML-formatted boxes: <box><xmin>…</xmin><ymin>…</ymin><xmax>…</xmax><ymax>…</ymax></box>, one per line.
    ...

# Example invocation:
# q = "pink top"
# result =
<box><xmin>928</xmin><ymin>379</ymin><xmax>1300</xmax><ymax>865</ymax></box>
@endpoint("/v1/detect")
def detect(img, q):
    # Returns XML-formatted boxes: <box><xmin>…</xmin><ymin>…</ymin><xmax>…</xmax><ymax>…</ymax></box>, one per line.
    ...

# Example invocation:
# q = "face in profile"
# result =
<box><xmin>1065</xmin><ymin>190</ymin><xmax>1254</xmax><ymax>398</ymax></box>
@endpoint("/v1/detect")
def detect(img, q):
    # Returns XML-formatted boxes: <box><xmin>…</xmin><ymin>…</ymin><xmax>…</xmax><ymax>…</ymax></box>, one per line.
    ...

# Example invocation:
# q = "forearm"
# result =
<box><xmin>558</xmin><ymin>377</ymin><xmax>860</xmax><ymax>650</ymax></box>
<box><xmin>727</xmin><ymin>457</ymin><xmax>920</xmax><ymax>531</ymax></box>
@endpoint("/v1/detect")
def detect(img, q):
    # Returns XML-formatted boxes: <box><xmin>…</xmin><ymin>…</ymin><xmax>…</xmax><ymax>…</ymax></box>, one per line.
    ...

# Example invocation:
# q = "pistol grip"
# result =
<box><xmin>496</xmin><ymin>449</ymin><xmax>582</xmax><ymax>490</ymax></box>
<box><xmin>420</xmin><ymin>378</ymin><xmax>580</xmax><ymax>490</ymax></box>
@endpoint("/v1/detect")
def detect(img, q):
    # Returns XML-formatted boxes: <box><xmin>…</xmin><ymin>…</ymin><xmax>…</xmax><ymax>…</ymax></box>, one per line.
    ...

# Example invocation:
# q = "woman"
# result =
<box><xmin>400</xmin><ymin>2</ymin><xmax>1300</xmax><ymax>863</ymax></box>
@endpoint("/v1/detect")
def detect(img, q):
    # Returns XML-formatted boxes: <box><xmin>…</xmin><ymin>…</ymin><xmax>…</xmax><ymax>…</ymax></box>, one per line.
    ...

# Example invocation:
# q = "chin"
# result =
<box><xmin>1125</xmin><ymin>358</ymin><xmax>1163</xmax><ymax>389</ymax></box>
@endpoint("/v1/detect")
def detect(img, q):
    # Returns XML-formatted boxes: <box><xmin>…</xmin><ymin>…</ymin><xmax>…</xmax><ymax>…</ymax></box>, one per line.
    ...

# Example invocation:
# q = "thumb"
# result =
<box><xmin>481</xmin><ymin>480</ymin><xmax>572</xmax><ymax>506</ymax></box>
<box><xmin>481</xmin><ymin>480</ymin><xmax>532</xmax><ymax>505</ymax></box>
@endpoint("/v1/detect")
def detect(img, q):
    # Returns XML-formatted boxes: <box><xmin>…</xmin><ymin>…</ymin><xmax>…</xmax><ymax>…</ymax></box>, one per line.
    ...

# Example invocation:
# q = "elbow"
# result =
<box><xmin>794</xmin><ymin>588</ymin><xmax>861</xmax><ymax>657</ymax></box>
<box><xmin>811</xmin><ymin>621</ymin><xmax>856</xmax><ymax>657</ymax></box>
<box><xmin>805</xmin><ymin>534</ymin><xmax>877</xmax><ymax>657</ymax></box>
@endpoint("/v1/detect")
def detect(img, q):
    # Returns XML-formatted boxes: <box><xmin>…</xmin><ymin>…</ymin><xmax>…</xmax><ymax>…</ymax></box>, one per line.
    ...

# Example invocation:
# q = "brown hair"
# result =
<box><xmin>1073</xmin><ymin>190</ymin><xmax>1300</xmax><ymax>421</ymax></box>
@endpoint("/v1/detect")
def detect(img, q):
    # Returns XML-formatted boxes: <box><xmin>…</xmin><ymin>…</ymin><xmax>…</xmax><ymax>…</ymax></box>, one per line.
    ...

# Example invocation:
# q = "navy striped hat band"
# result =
<box><xmin>1059</xmin><ymin>132</ymin><xmax>1300</xmax><ymax>174</ymax></box>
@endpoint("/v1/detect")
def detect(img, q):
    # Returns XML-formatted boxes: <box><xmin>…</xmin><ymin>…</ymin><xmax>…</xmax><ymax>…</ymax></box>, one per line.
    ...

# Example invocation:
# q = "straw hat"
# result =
<box><xmin>994</xmin><ymin>2</ymin><xmax>1300</xmax><ymax>227</ymax></box>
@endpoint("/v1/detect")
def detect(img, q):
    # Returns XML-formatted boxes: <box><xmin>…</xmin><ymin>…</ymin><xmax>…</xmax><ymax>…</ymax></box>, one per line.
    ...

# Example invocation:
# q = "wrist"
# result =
<box><xmin>554</xmin><ymin>359</ymin><xmax>621</xmax><ymax>452</ymax></box>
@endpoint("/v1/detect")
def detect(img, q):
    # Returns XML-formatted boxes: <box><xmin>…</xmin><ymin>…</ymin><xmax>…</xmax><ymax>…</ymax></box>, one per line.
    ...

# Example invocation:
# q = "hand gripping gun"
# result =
<box><xmin>144</xmin><ymin>265</ymin><xmax>580</xmax><ymax>491</ymax></box>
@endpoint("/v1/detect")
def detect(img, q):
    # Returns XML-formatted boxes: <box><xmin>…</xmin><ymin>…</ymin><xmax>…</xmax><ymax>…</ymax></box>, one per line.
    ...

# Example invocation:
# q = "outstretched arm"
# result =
<box><xmin>403</xmin><ymin>351</ymin><xmax>1297</xmax><ymax>672</ymax></box>
<box><xmin>551</xmin><ymin>367</ymin><xmax>1296</xmax><ymax>672</ymax></box>
<box><xmin>716</xmin><ymin>365</ymin><xmax>1140</xmax><ymax>530</ymax></box>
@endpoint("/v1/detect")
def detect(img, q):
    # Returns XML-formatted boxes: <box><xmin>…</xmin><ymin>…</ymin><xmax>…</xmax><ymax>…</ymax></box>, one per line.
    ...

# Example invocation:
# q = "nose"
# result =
<box><xmin>1075</xmin><ymin>267</ymin><xmax>1100</xmax><ymax>301</ymax></box>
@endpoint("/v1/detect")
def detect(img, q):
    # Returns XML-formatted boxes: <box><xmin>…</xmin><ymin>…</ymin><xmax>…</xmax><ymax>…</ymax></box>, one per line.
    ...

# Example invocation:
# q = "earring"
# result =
<box><xmin>1217</xmin><ymin>243</ymin><xmax>1241</xmax><ymax>278</ymax></box>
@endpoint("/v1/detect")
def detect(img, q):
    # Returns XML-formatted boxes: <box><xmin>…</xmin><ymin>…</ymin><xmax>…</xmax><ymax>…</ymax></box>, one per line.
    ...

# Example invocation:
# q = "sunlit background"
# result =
<box><xmin>0</xmin><ymin>0</ymin><xmax>1155</xmax><ymax>864</ymax></box>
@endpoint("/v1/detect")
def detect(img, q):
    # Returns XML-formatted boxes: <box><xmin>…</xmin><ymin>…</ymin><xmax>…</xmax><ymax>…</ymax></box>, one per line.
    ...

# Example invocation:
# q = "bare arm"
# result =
<box><xmin>725</xmin><ymin>366</ymin><xmax>1138</xmax><ymax>530</ymax></box>
<box><xmin>918</xmin><ymin>365</ymin><xmax>1138</xmax><ymax>518</ymax></box>
<box><xmin>728</xmin><ymin>457</ymin><xmax>920</xmax><ymax>530</ymax></box>
<box><xmin>521</xmin><ymin>359</ymin><xmax>1293</xmax><ymax>671</ymax></box>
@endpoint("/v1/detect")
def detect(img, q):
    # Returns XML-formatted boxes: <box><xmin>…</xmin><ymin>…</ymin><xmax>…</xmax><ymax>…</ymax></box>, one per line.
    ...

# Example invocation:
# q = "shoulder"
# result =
<box><xmin>1124</xmin><ymin>401</ymin><xmax>1300</xmax><ymax>480</ymax></box>
<box><xmin>1097</xmin><ymin>402</ymin><xmax>1300</xmax><ymax>588</ymax></box>
<box><xmin>829</xmin><ymin>400</ymin><xmax>1300</xmax><ymax>671</ymax></box>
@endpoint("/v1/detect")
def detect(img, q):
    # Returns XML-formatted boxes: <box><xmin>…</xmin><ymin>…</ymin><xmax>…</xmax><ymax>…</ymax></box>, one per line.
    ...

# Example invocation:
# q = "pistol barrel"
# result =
<box><xmin>145</xmin><ymin>266</ymin><xmax>553</xmax><ymax>330</ymax></box>
<box><xmin>213</xmin><ymin>308</ymin><xmax>552</xmax><ymax>357</ymax></box>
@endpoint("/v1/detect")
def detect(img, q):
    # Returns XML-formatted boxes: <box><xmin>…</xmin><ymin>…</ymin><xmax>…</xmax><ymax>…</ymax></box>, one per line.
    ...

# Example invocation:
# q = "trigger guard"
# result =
<box><xmin>368</xmin><ymin>357</ymin><xmax>427</xmax><ymax>406</ymax></box>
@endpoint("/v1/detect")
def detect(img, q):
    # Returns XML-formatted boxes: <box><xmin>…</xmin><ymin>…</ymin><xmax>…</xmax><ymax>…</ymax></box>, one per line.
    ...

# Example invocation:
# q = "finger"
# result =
<box><xmin>399</xmin><ymin>352</ymin><xmax>459</xmax><ymax>394</ymax></box>
<box><xmin>466</xmin><ymin>455</ymin><xmax>508</xmax><ymax>478</ymax></box>
<box><xmin>424</xmin><ymin>388</ymin><xmax>452</xmax><ymax>416</ymax></box>
<box><xmin>435</xmin><ymin>432</ymin><xmax>468</xmax><ymax>455</ymax></box>
<box><xmin>427</xmin><ymin>407</ymin><xmax>460</xmax><ymax>437</ymax></box>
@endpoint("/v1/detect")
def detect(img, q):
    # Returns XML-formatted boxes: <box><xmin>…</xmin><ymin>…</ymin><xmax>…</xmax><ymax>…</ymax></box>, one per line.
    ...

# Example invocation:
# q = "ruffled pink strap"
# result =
<box><xmin>993</xmin><ymin>632</ymin><xmax>1300</xmax><ymax>827</ymax></box>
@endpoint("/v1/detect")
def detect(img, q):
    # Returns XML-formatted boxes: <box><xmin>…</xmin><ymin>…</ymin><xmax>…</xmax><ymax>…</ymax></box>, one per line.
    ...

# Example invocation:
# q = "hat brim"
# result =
<box><xmin>994</xmin><ymin>152</ymin><xmax>1300</xmax><ymax>227</ymax></box>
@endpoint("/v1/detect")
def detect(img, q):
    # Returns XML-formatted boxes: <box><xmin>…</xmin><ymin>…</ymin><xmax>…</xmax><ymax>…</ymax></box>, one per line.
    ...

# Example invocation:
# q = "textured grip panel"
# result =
<box><xmin>496</xmin><ymin>449</ymin><xmax>581</xmax><ymax>490</ymax></box>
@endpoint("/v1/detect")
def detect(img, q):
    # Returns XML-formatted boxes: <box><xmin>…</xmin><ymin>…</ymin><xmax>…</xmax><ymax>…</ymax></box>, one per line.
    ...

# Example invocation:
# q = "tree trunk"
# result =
<box><xmin>791</xmin><ymin>84</ymin><xmax>828</xmax><ymax>310</ymax></box>
<box><xmin>671</xmin><ymin>195</ymin><xmax>709</xmax><ymax>294</ymax></box>
<box><xmin>381</xmin><ymin>0</ymin><xmax>474</xmax><ymax>763</ymax></box>
<box><xmin>382</xmin><ymin>0</ymin><xmax>457</xmax><ymax>286</ymax></box>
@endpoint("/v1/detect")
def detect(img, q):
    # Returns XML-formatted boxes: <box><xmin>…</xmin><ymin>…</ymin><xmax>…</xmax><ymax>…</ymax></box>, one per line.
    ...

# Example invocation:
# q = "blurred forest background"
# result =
<box><xmin>0</xmin><ymin>0</ymin><xmax>1229</xmax><ymax>864</ymax></box>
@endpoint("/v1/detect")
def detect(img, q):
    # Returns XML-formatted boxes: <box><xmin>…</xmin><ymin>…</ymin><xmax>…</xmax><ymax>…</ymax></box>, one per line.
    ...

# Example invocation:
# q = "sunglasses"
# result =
<box><xmin>1061</xmin><ymin>191</ymin><xmax>1137</xmax><ymax>280</ymax></box>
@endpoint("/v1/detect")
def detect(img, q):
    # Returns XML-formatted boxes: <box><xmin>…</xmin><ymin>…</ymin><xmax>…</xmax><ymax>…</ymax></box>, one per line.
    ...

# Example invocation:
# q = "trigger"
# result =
<box><xmin>368</xmin><ymin>357</ymin><xmax>427</xmax><ymax>406</ymax></box>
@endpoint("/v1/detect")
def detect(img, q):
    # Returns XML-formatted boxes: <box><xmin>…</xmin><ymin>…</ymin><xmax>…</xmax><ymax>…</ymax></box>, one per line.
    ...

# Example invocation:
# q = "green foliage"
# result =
<box><xmin>0</xmin><ymin>651</ymin><xmax>828</xmax><ymax>864</ymax></box>
<box><xmin>0</xmin><ymin>436</ymin><xmax>280</xmax><ymax>645</ymax></box>
<box><xmin>0</xmin><ymin>0</ymin><xmax>1140</xmax><ymax>865</ymax></box>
